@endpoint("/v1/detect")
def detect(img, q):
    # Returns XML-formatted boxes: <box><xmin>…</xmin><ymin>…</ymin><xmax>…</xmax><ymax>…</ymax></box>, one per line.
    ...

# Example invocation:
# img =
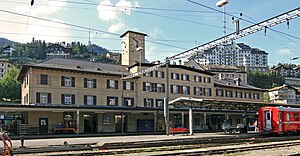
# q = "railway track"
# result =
<box><xmin>13</xmin><ymin>134</ymin><xmax>300</xmax><ymax>155</ymax></box>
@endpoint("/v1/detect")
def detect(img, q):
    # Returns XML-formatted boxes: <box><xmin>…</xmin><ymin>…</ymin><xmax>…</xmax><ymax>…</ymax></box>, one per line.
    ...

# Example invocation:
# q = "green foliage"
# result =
<box><xmin>248</xmin><ymin>71</ymin><xmax>284</xmax><ymax>89</ymax></box>
<box><xmin>0</xmin><ymin>67</ymin><xmax>21</xmax><ymax>101</ymax></box>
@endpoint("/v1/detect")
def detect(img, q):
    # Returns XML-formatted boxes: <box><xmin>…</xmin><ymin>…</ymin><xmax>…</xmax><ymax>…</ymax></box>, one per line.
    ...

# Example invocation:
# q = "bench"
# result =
<box><xmin>169</xmin><ymin>127</ymin><xmax>189</xmax><ymax>135</ymax></box>
<box><xmin>53</xmin><ymin>128</ymin><xmax>75</xmax><ymax>134</ymax></box>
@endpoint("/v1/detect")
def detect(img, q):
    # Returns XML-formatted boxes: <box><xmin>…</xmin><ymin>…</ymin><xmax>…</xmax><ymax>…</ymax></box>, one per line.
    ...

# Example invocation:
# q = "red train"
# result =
<box><xmin>258</xmin><ymin>106</ymin><xmax>300</xmax><ymax>134</ymax></box>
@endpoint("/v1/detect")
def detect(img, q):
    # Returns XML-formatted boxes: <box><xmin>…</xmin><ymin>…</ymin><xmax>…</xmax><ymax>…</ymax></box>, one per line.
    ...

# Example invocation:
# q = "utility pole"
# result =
<box><xmin>164</xmin><ymin>59</ymin><xmax>170</xmax><ymax>136</ymax></box>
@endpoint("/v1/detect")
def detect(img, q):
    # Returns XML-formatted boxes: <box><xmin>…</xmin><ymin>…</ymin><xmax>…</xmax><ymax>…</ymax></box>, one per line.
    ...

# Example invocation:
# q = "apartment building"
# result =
<box><xmin>191</xmin><ymin>42</ymin><xmax>269</xmax><ymax>72</ymax></box>
<box><xmin>15</xmin><ymin>31</ymin><xmax>265</xmax><ymax>134</ymax></box>
<box><xmin>0</xmin><ymin>60</ymin><xmax>15</xmax><ymax>80</ymax></box>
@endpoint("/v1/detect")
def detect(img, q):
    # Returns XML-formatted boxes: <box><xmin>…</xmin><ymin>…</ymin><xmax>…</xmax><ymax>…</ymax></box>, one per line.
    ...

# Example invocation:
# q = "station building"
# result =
<box><xmin>1</xmin><ymin>31</ymin><xmax>266</xmax><ymax>135</ymax></box>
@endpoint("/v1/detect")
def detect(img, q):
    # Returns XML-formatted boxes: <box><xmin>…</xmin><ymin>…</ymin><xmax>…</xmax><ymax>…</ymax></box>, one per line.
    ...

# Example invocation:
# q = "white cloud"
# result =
<box><xmin>277</xmin><ymin>48</ymin><xmax>292</xmax><ymax>56</ymax></box>
<box><xmin>97</xmin><ymin>0</ymin><xmax>118</xmax><ymax>21</ymax></box>
<box><xmin>97</xmin><ymin>0</ymin><xmax>135</xmax><ymax>21</ymax></box>
<box><xmin>108</xmin><ymin>23</ymin><xmax>125</xmax><ymax>33</ymax></box>
<box><xmin>149</xmin><ymin>28</ymin><xmax>163</xmax><ymax>39</ymax></box>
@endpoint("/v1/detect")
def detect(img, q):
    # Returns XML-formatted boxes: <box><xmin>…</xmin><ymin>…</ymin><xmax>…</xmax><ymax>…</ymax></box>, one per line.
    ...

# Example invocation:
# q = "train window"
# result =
<box><xmin>287</xmin><ymin>113</ymin><xmax>290</xmax><ymax>122</ymax></box>
<box><xmin>294</xmin><ymin>113</ymin><xmax>299</xmax><ymax>121</ymax></box>
<box><xmin>266</xmin><ymin>112</ymin><xmax>271</xmax><ymax>120</ymax></box>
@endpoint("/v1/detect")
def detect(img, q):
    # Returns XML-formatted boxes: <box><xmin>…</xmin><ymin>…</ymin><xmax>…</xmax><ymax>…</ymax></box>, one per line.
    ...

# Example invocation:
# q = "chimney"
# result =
<box><xmin>179</xmin><ymin>60</ymin><xmax>182</xmax><ymax>65</ymax></box>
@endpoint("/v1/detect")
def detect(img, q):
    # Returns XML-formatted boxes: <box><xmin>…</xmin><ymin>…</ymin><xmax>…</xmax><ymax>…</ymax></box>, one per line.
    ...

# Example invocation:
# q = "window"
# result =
<box><xmin>216</xmin><ymin>89</ymin><xmax>224</xmax><ymax>96</ymax></box>
<box><xmin>182</xmin><ymin>86</ymin><xmax>190</xmax><ymax>95</ymax></box>
<box><xmin>103</xmin><ymin>113</ymin><xmax>111</xmax><ymax>124</ymax></box>
<box><xmin>156</xmin><ymin>71</ymin><xmax>164</xmax><ymax>78</ymax></box>
<box><xmin>144</xmin><ymin>98</ymin><xmax>154</xmax><ymax>107</ymax></box>
<box><xmin>40</xmin><ymin>74</ymin><xmax>48</xmax><ymax>85</ymax></box>
<box><xmin>245</xmin><ymin>92</ymin><xmax>251</xmax><ymax>99</ymax></box>
<box><xmin>61</xmin><ymin>76</ymin><xmax>75</xmax><ymax>87</ymax></box>
<box><xmin>107</xmin><ymin>96</ymin><xmax>118</xmax><ymax>106</ymax></box>
<box><xmin>194</xmin><ymin>87</ymin><xmax>202</xmax><ymax>96</ymax></box>
<box><xmin>144</xmin><ymin>82</ymin><xmax>152</xmax><ymax>92</ymax></box>
<box><xmin>123</xmin><ymin>81</ymin><xmax>134</xmax><ymax>90</ymax></box>
<box><xmin>123</xmin><ymin>97</ymin><xmax>134</xmax><ymax>106</ymax></box>
<box><xmin>84</xmin><ymin>95</ymin><xmax>96</xmax><ymax>105</ymax></box>
<box><xmin>107</xmin><ymin>80</ymin><xmax>118</xmax><ymax>89</ymax></box>
<box><xmin>226</xmin><ymin>90</ymin><xmax>233</xmax><ymax>97</ymax></box>
<box><xmin>254</xmin><ymin>93</ymin><xmax>260</xmax><ymax>99</ymax></box>
<box><xmin>36</xmin><ymin>92</ymin><xmax>51</xmax><ymax>104</ymax></box>
<box><xmin>236</xmin><ymin>91</ymin><xmax>242</xmax><ymax>98</ymax></box>
<box><xmin>287</xmin><ymin>113</ymin><xmax>290</xmax><ymax>121</ymax></box>
<box><xmin>156</xmin><ymin>83</ymin><xmax>165</xmax><ymax>92</ymax></box>
<box><xmin>84</xmin><ymin>78</ymin><xmax>96</xmax><ymax>88</ymax></box>
<box><xmin>294</xmin><ymin>113</ymin><xmax>299</xmax><ymax>121</ymax></box>
<box><xmin>171</xmin><ymin>73</ymin><xmax>180</xmax><ymax>80</ymax></box>
<box><xmin>61</xmin><ymin>94</ymin><xmax>75</xmax><ymax>105</ymax></box>
<box><xmin>203</xmin><ymin>88</ymin><xmax>211</xmax><ymax>96</ymax></box>
<box><xmin>144</xmin><ymin>71</ymin><xmax>153</xmax><ymax>77</ymax></box>
<box><xmin>156</xmin><ymin>99</ymin><xmax>164</xmax><ymax>107</ymax></box>
<box><xmin>204</xmin><ymin>77</ymin><xmax>211</xmax><ymax>83</ymax></box>
<box><xmin>171</xmin><ymin>85</ymin><xmax>179</xmax><ymax>94</ymax></box>
<box><xmin>182</xmin><ymin>74</ymin><xmax>189</xmax><ymax>81</ymax></box>
<box><xmin>194</xmin><ymin>76</ymin><xmax>201</xmax><ymax>82</ymax></box>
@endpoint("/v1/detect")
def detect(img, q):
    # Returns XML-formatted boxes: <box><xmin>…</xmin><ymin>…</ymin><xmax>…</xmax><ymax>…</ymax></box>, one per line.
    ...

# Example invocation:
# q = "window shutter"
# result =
<box><xmin>194</xmin><ymin>87</ymin><xmax>196</xmax><ymax>95</ymax></box>
<box><xmin>131</xmin><ymin>82</ymin><xmax>134</xmax><ymax>90</ymax></box>
<box><xmin>131</xmin><ymin>98</ymin><xmax>134</xmax><ymax>106</ymax></box>
<box><xmin>115</xmin><ymin>97</ymin><xmax>118</xmax><ymax>106</ymax></box>
<box><xmin>187</xmin><ymin>86</ymin><xmax>190</xmax><ymax>95</ymax></box>
<box><xmin>187</xmin><ymin>75</ymin><xmax>189</xmax><ymax>81</ymax></box>
<box><xmin>72</xmin><ymin>94</ymin><xmax>75</xmax><ymax>104</ymax></box>
<box><xmin>155</xmin><ymin>71</ymin><xmax>158</xmax><ymax>77</ymax></box>
<box><xmin>162</xmin><ymin>84</ymin><xmax>165</xmax><ymax>92</ymax></box>
<box><xmin>36</xmin><ymin>93</ymin><xmax>40</xmax><ymax>103</ymax></box>
<box><xmin>179</xmin><ymin>86</ymin><xmax>183</xmax><ymax>94</ymax></box>
<box><xmin>93</xmin><ymin>96</ymin><xmax>97</xmax><ymax>105</ymax></box>
<box><xmin>93</xmin><ymin>79</ymin><xmax>97</xmax><ymax>88</ymax></box>
<box><xmin>48</xmin><ymin>93</ymin><xmax>51</xmax><ymax>104</ymax></box>
<box><xmin>84</xmin><ymin>95</ymin><xmax>87</xmax><ymax>105</ymax></box>
<box><xmin>170</xmin><ymin>85</ymin><xmax>173</xmax><ymax>93</ymax></box>
<box><xmin>115</xmin><ymin>81</ymin><xmax>118</xmax><ymax>89</ymax></box>
<box><xmin>151</xmin><ymin>99</ymin><xmax>154</xmax><ymax>107</ymax></box>
<box><xmin>171</xmin><ymin>73</ymin><xmax>174</xmax><ymax>79</ymax></box>
<box><xmin>107</xmin><ymin>80</ymin><xmax>110</xmax><ymax>89</ymax></box>
<box><xmin>194</xmin><ymin>76</ymin><xmax>196</xmax><ymax>82</ymax></box>
<box><xmin>162</xmin><ymin>72</ymin><xmax>165</xmax><ymax>78</ymax></box>
<box><xmin>106</xmin><ymin>97</ymin><xmax>110</xmax><ymax>105</ymax></box>
<box><xmin>150</xmin><ymin>71</ymin><xmax>153</xmax><ymax>77</ymax></box>
<box><xmin>61</xmin><ymin>76</ymin><xmax>65</xmax><ymax>86</ymax></box>
<box><xmin>144</xmin><ymin>98</ymin><xmax>147</xmax><ymax>107</ymax></box>
<box><xmin>71</xmin><ymin>77</ymin><xmax>75</xmax><ymax>87</ymax></box>
<box><xmin>61</xmin><ymin>94</ymin><xmax>65</xmax><ymax>104</ymax></box>
<box><xmin>84</xmin><ymin>78</ymin><xmax>87</xmax><ymax>88</ymax></box>
<box><xmin>123</xmin><ymin>81</ymin><xmax>126</xmax><ymax>90</ymax></box>
<box><xmin>181</xmin><ymin>74</ymin><xmax>183</xmax><ymax>80</ymax></box>
<box><xmin>143</xmin><ymin>82</ymin><xmax>146</xmax><ymax>91</ymax></box>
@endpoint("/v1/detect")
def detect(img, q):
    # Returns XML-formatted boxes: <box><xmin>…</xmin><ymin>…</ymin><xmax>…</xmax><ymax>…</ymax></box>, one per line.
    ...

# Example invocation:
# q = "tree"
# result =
<box><xmin>0</xmin><ymin>67</ymin><xmax>21</xmax><ymax>101</ymax></box>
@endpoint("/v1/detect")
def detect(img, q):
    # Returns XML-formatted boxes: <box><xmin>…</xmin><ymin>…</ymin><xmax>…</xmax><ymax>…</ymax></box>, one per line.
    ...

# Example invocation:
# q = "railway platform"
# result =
<box><xmin>9</xmin><ymin>131</ymin><xmax>259</xmax><ymax>148</ymax></box>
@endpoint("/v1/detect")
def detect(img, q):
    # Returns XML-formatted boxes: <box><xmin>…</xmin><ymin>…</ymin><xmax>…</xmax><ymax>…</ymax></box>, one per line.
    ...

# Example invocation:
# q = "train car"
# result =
<box><xmin>258</xmin><ymin>106</ymin><xmax>300</xmax><ymax>134</ymax></box>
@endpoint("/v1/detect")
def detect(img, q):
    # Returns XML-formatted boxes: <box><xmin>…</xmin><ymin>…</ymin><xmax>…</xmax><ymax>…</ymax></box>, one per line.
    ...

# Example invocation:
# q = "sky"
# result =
<box><xmin>0</xmin><ymin>0</ymin><xmax>300</xmax><ymax>66</ymax></box>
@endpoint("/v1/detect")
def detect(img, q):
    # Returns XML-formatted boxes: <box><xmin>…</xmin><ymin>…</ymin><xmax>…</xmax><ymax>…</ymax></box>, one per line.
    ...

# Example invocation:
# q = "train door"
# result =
<box><xmin>279</xmin><ymin>112</ymin><xmax>282</xmax><ymax>131</ymax></box>
<box><xmin>263</xmin><ymin>110</ymin><xmax>272</xmax><ymax>130</ymax></box>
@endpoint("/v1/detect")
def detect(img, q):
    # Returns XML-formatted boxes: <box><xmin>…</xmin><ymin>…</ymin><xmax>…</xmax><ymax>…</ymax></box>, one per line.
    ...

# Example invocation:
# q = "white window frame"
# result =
<box><xmin>65</xmin><ymin>94</ymin><xmax>72</xmax><ymax>104</ymax></box>
<box><xmin>87</xmin><ymin>79</ymin><xmax>94</xmax><ymax>88</ymax></box>
<box><xmin>183</xmin><ymin>86</ymin><xmax>189</xmax><ymax>95</ymax></box>
<box><xmin>173</xmin><ymin>85</ymin><xmax>179</xmax><ymax>94</ymax></box>
<box><xmin>145</xmin><ymin>98</ymin><xmax>153</xmax><ymax>107</ymax></box>
<box><xmin>40</xmin><ymin>93</ymin><xmax>48</xmax><ymax>104</ymax></box>
<box><xmin>65</xmin><ymin>77</ymin><xmax>72</xmax><ymax>87</ymax></box>
<box><xmin>157</xmin><ymin>71</ymin><xmax>163</xmax><ymax>78</ymax></box>
<box><xmin>109</xmin><ymin>80</ymin><xmax>115</xmax><ymax>89</ymax></box>
<box><xmin>125</xmin><ymin>81</ymin><xmax>131</xmax><ymax>90</ymax></box>
<box><xmin>195</xmin><ymin>76</ymin><xmax>201</xmax><ymax>82</ymax></box>
<box><xmin>146</xmin><ymin>82</ymin><xmax>152</xmax><ymax>92</ymax></box>
<box><xmin>195</xmin><ymin>87</ymin><xmax>202</xmax><ymax>96</ymax></box>
<box><xmin>87</xmin><ymin>95</ymin><xmax>94</xmax><ymax>105</ymax></box>
<box><xmin>157</xmin><ymin>83</ymin><xmax>163</xmax><ymax>92</ymax></box>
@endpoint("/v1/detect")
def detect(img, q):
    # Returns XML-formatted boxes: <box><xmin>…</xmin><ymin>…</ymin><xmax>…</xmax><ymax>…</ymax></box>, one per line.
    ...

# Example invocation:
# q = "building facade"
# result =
<box><xmin>191</xmin><ymin>42</ymin><xmax>269</xmax><ymax>72</ymax></box>
<box><xmin>0</xmin><ymin>60</ymin><xmax>15</xmax><ymax>80</ymax></box>
<box><xmin>15</xmin><ymin>31</ymin><xmax>265</xmax><ymax>135</ymax></box>
<box><xmin>46</xmin><ymin>44</ymin><xmax>70</xmax><ymax>57</ymax></box>
<box><xmin>268</xmin><ymin>84</ymin><xmax>300</xmax><ymax>104</ymax></box>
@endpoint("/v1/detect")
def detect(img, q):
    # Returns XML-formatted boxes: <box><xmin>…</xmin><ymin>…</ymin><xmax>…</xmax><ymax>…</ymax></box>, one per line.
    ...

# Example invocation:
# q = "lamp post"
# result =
<box><xmin>216</xmin><ymin>0</ymin><xmax>229</xmax><ymax>36</ymax></box>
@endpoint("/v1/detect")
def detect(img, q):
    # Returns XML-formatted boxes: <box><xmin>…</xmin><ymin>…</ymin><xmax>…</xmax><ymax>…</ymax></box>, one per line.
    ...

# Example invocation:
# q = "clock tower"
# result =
<box><xmin>120</xmin><ymin>30</ymin><xmax>147</xmax><ymax>66</ymax></box>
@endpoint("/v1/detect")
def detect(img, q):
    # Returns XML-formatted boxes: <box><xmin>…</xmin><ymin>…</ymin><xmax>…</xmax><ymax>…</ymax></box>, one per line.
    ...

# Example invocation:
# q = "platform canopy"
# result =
<box><xmin>169</xmin><ymin>97</ymin><xmax>300</xmax><ymax>111</ymax></box>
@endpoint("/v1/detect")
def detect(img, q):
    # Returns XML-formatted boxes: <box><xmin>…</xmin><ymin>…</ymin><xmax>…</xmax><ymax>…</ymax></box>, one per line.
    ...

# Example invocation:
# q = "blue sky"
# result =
<box><xmin>0</xmin><ymin>0</ymin><xmax>300</xmax><ymax>65</ymax></box>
